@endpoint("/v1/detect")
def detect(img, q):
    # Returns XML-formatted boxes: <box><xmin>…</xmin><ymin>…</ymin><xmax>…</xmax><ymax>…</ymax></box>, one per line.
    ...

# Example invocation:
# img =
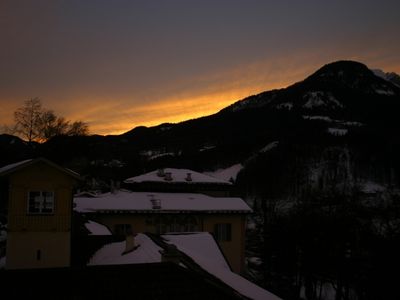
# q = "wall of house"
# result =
<box><xmin>202</xmin><ymin>214</ymin><xmax>246</xmax><ymax>274</ymax></box>
<box><xmin>6</xmin><ymin>232</ymin><xmax>70</xmax><ymax>269</ymax></box>
<box><xmin>93</xmin><ymin>215</ymin><xmax>150</xmax><ymax>234</ymax></box>
<box><xmin>6</xmin><ymin>161</ymin><xmax>76</xmax><ymax>269</ymax></box>
<box><xmin>88</xmin><ymin>213</ymin><xmax>247</xmax><ymax>274</ymax></box>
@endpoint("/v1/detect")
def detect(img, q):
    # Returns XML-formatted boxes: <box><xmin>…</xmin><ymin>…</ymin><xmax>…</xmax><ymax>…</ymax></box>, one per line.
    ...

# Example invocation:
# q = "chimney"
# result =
<box><xmin>185</xmin><ymin>172</ymin><xmax>192</xmax><ymax>182</ymax></box>
<box><xmin>122</xmin><ymin>233</ymin><xmax>137</xmax><ymax>255</ymax></box>
<box><xmin>157</xmin><ymin>168</ymin><xmax>165</xmax><ymax>177</ymax></box>
<box><xmin>150</xmin><ymin>197</ymin><xmax>161</xmax><ymax>209</ymax></box>
<box><xmin>160</xmin><ymin>244</ymin><xmax>181</xmax><ymax>264</ymax></box>
<box><xmin>164</xmin><ymin>172</ymin><xmax>172</xmax><ymax>181</ymax></box>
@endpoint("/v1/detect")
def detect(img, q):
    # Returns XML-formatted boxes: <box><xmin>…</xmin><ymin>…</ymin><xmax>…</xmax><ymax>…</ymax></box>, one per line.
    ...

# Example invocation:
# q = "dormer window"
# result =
<box><xmin>28</xmin><ymin>191</ymin><xmax>54</xmax><ymax>214</ymax></box>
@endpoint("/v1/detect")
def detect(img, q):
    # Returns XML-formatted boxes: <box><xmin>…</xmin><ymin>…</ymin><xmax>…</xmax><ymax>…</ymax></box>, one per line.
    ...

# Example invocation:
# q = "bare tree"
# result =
<box><xmin>13</xmin><ymin>98</ymin><xmax>89</xmax><ymax>142</ymax></box>
<box><xmin>38</xmin><ymin>110</ymin><xmax>70</xmax><ymax>141</ymax></box>
<box><xmin>67</xmin><ymin>121</ymin><xmax>89</xmax><ymax>136</ymax></box>
<box><xmin>14</xmin><ymin>98</ymin><xmax>42</xmax><ymax>142</ymax></box>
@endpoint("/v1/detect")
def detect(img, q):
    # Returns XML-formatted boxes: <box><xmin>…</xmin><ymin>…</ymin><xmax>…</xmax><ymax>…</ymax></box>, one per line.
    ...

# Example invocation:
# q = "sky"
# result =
<box><xmin>1</xmin><ymin>0</ymin><xmax>400</xmax><ymax>135</ymax></box>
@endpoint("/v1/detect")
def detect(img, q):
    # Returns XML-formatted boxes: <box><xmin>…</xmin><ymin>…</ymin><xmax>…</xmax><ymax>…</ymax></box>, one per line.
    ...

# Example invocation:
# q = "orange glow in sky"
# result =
<box><xmin>1</xmin><ymin>1</ymin><xmax>400</xmax><ymax>136</ymax></box>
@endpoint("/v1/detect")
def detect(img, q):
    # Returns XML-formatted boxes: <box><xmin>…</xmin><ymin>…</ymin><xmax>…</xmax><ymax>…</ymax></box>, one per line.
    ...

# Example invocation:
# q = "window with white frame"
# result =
<box><xmin>28</xmin><ymin>191</ymin><xmax>55</xmax><ymax>214</ymax></box>
<box><xmin>214</xmin><ymin>223</ymin><xmax>232</xmax><ymax>242</ymax></box>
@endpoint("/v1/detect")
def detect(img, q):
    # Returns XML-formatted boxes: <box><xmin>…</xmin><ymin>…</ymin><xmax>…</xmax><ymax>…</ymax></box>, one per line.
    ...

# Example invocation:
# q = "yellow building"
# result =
<box><xmin>0</xmin><ymin>158</ymin><xmax>81</xmax><ymax>269</ymax></box>
<box><xmin>75</xmin><ymin>190</ymin><xmax>251</xmax><ymax>273</ymax></box>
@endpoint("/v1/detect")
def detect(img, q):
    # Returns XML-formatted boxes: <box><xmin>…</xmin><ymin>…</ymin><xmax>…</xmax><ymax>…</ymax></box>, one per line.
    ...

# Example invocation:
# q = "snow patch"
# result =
<box><xmin>360</xmin><ymin>181</ymin><xmax>386</xmax><ymax>194</ymax></box>
<box><xmin>199</xmin><ymin>145</ymin><xmax>216</xmax><ymax>152</ymax></box>
<box><xmin>303</xmin><ymin>91</ymin><xmax>343</xmax><ymax>109</ymax></box>
<box><xmin>303</xmin><ymin>115</ymin><xmax>333</xmax><ymax>122</ymax></box>
<box><xmin>342</xmin><ymin>121</ymin><xmax>363</xmax><ymax>127</ymax></box>
<box><xmin>148</xmin><ymin>152</ymin><xmax>175</xmax><ymax>160</ymax></box>
<box><xmin>374</xmin><ymin>88</ymin><xmax>395</xmax><ymax>96</ymax></box>
<box><xmin>275</xmin><ymin>102</ymin><xmax>293</xmax><ymax>110</ymax></box>
<box><xmin>260</xmin><ymin>141</ymin><xmax>279</xmax><ymax>153</ymax></box>
<box><xmin>247</xmin><ymin>257</ymin><xmax>262</xmax><ymax>266</ymax></box>
<box><xmin>204</xmin><ymin>164</ymin><xmax>243</xmax><ymax>182</ymax></box>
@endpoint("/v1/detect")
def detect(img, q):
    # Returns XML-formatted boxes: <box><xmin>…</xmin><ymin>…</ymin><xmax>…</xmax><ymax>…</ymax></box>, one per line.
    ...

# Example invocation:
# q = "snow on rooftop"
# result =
<box><xmin>204</xmin><ymin>164</ymin><xmax>243</xmax><ymax>182</ymax></box>
<box><xmin>124</xmin><ymin>168</ymin><xmax>231</xmax><ymax>185</ymax></box>
<box><xmin>163</xmin><ymin>233</ymin><xmax>280</xmax><ymax>300</ymax></box>
<box><xmin>74</xmin><ymin>190</ymin><xmax>252</xmax><ymax>213</ymax></box>
<box><xmin>163</xmin><ymin>232</ymin><xmax>230</xmax><ymax>271</ymax></box>
<box><xmin>89</xmin><ymin>232</ymin><xmax>280</xmax><ymax>300</ymax></box>
<box><xmin>88</xmin><ymin>233</ymin><xmax>162</xmax><ymax>266</ymax></box>
<box><xmin>0</xmin><ymin>159</ymin><xmax>32</xmax><ymax>174</ymax></box>
<box><xmin>85</xmin><ymin>220</ymin><xmax>112</xmax><ymax>236</ymax></box>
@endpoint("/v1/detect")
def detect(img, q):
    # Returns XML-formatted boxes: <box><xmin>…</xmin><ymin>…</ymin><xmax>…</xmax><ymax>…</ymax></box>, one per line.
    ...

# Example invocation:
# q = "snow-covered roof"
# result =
<box><xmin>124</xmin><ymin>168</ymin><xmax>232</xmax><ymax>185</ymax></box>
<box><xmin>0</xmin><ymin>159</ymin><xmax>32</xmax><ymax>174</ymax></box>
<box><xmin>74</xmin><ymin>190</ymin><xmax>252</xmax><ymax>213</ymax></box>
<box><xmin>88</xmin><ymin>233</ymin><xmax>162</xmax><ymax>266</ymax></box>
<box><xmin>85</xmin><ymin>220</ymin><xmax>112</xmax><ymax>236</ymax></box>
<box><xmin>89</xmin><ymin>232</ymin><xmax>280</xmax><ymax>300</ymax></box>
<box><xmin>0</xmin><ymin>158</ymin><xmax>81</xmax><ymax>179</ymax></box>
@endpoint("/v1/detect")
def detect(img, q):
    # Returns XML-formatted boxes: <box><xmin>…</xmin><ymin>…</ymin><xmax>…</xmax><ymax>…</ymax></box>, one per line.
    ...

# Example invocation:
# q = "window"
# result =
<box><xmin>151</xmin><ymin>215</ymin><xmax>199</xmax><ymax>234</ymax></box>
<box><xmin>114</xmin><ymin>224</ymin><xmax>132</xmax><ymax>235</ymax></box>
<box><xmin>214</xmin><ymin>223</ymin><xmax>232</xmax><ymax>242</ymax></box>
<box><xmin>28</xmin><ymin>191</ymin><xmax>54</xmax><ymax>214</ymax></box>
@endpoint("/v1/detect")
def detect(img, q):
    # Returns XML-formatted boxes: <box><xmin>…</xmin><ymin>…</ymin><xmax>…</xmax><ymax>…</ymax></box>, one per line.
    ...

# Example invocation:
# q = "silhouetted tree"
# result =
<box><xmin>14</xmin><ymin>97</ymin><xmax>42</xmax><ymax>142</ymax></box>
<box><xmin>13</xmin><ymin>98</ymin><xmax>89</xmax><ymax>142</ymax></box>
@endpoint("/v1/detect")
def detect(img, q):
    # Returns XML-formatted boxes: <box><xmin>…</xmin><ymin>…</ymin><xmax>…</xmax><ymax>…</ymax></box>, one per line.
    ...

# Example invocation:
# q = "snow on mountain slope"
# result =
<box><xmin>204</xmin><ymin>163</ymin><xmax>243</xmax><ymax>182</ymax></box>
<box><xmin>302</xmin><ymin>91</ymin><xmax>343</xmax><ymax>109</ymax></box>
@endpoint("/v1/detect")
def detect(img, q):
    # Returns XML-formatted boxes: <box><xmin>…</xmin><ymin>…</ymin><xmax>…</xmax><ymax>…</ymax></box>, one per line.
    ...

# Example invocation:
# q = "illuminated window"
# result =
<box><xmin>214</xmin><ymin>223</ymin><xmax>232</xmax><ymax>241</ymax></box>
<box><xmin>28</xmin><ymin>191</ymin><xmax>54</xmax><ymax>214</ymax></box>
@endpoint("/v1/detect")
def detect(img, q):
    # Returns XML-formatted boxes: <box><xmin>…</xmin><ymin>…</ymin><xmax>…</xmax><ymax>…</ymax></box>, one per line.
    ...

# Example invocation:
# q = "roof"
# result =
<box><xmin>89</xmin><ymin>232</ymin><xmax>280</xmax><ymax>300</ymax></box>
<box><xmin>74</xmin><ymin>190</ymin><xmax>252</xmax><ymax>214</ymax></box>
<box><xmin>0</xmin><ymin>157</ymin><xmax>81</xmax><ymax>180</ymax></box>
<box><xmin>124</xmin><ymin>168</ymin><xmax>232</xmax><ymax>185</ymax></box>
<box><xmin>85</xmin><ymin>221</ymin><xmax>112</xmax><ymax>236</ymax></box>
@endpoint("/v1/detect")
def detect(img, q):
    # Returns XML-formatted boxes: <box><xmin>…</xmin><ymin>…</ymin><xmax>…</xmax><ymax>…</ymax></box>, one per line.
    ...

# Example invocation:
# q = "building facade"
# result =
<box><xmin>75</xmin><ymin>189</ymin><xmax>251</xmax><ymax>273</ymax></box>
<box><xmin>0</xmin><ymin>158</ymin><xmax>80</xmax><ymax>269</ymax></box>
